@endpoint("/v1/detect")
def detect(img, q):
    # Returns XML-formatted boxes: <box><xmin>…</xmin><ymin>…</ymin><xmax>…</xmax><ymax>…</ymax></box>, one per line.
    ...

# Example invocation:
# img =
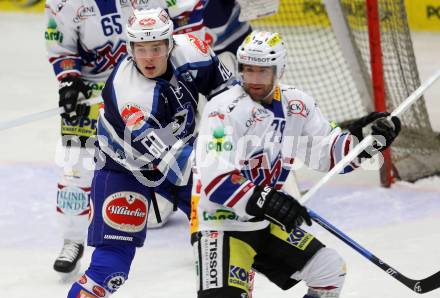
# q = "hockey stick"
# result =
<box><xmin>308</xmin><ymin>209</ymin><xmax>440</xmax><ymax>293</ymax></box>
<box><xmin>293</xmin><ymin>70</ymin><xmax>440</xmax><ymax>293</ymax></box>
<box><xmin>0</xmin><ymin>96</ymin><xmax>103</xmax><ymax>132</ymax></box>
<box><xmin>299</xmin><ymin>69</ymin><xmax>440</xmax><ymax>205</ymax></box>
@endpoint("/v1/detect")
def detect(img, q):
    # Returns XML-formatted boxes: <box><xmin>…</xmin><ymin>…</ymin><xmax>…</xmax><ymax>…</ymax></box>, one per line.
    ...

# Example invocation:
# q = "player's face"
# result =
<box><xmin>133</xmin><ymin>40</ymin><xmax>169</xmax><ymax>78</ymax></box>
<box><xmin>241</xmin><ymin>65</ymin><xmax>276</xmax><ymax>103</ymax></box>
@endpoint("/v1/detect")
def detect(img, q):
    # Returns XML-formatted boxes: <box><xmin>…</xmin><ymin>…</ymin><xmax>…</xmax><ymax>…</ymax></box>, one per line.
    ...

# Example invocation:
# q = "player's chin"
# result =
<box><xmin>141</xmin><ymin>67</ymin><xmax>157</xmax><ymax>78</ymax></box>
<box><xmin>248</xmin><ymin>88</ymin><xmax>267</xmax><ymax>101</ymax></box>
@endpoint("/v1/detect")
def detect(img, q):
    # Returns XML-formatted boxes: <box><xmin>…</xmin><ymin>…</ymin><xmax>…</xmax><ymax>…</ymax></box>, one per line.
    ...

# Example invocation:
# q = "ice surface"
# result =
<box><xmin>0</xmin><ymin>12</ymin><xmax>439</xmax><ymax>298</ymax></box>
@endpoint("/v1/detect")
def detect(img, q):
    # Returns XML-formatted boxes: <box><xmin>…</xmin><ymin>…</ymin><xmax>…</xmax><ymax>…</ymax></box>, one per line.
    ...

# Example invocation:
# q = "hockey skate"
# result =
<box><xmin>53</xmin><ymin>240</ymin><xmax>84</xmax><ymax>273</ymax></box>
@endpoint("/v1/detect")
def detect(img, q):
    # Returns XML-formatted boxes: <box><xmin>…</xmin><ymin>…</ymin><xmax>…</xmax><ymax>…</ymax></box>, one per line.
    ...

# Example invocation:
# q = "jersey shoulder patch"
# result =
<box><xmin>171</xmin><ymin>33</ymin><xmax>212</xmax><ymax>67</ymax></box>
<box><xmin>280</xmin><ymin>84</ymin><xmax>316</xmax><ymax>119</ymax></box>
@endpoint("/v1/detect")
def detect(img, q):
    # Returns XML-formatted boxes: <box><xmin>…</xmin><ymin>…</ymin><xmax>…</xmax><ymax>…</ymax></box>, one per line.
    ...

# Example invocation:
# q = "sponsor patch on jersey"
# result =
<box><xmin>206</xmin><ymin>139</ymin><xmax>233</xmax><ymax>153</ymax></box>
<box><xmin>207</xmin><ymin>126</ymin><xmax>233</xmax><ymax>153</ymax></box>
<box><xmin>202</xmin><ymin>209</ymin><xmax>239</xmax><ymax>221</ymax></box>
<box><xmin>229</xmin><ymin>265</ymin><xmax>249</xmax><ymax>289</ymax></box>
<box><xmin>45</xmin><ymin>18</ymin><xmax>63</xmax><ymax>43</ymax></box>
<box><xmin>120</xmin><ymin>103</ymin><xmax>146</xmax><ymax>130</ymax></box>
<box><xmin>245</xmin><ymin>106</ymin><xmax>270</xmax><ymax>127</ymax></box>
<box><xmin>271</xmin><ymin>225</ymin><xmax>314</xmax><ymax>250</ymax></box>
<box><xmin>57</xmin><ymin>185</ymin><xmax>90</xmax><ymax>216</ymax></box>
<box><xmin>200</xmin><ymin>231</ymin><xmax>223</xmax><ymax>290</ymax></box>
<box><xmin>73</xmin><ymin>5</ymin><xmax>96</xmax><ymax>23</ymax></box>
<box><xmin>285</xmin><ymin>228</ymin><xmax>314</xmax><ymax>250</ymax></box>
<box><xmin>92</xmin><ymin>285</ymin><xmax>106</xmax><ymax>297</ymax></box>
<box><xmin>102</xmin><ymin>192</ymin><xmax>148</xmax><ymax>233</ymax></box>
<box><xmin>287</xmin><ymin>99</ymin><xmax>309</xmax><ymax>117</ymax></box>
<box><xmin>60</xmin><ymin>59</ymin><xmax>76</xmax><ymax>70</ymax></box>
<box><xmin>228</xmin><ymin>237</ymin><xmax>255</xmax><ymax>291</ymax></box>
<box><xmin>104</xmin><ymin>272</ymin><xmax>127</xmax><ymax>293</ymax></box>
<box><xmin>187</xmin><ymin>33</ymin><xmax>209</xmax><ymax>56</ymax></box>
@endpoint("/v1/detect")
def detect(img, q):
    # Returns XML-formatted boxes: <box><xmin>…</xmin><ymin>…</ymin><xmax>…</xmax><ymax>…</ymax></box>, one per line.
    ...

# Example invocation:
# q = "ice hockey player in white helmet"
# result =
<box><xmin>45</xmin><ymin>0</ymin><xmax>135</xmax><ymax>275</ymax></box>
<box><xmin>66</xmin><ymin>8</ymin><xmax>232</xmax><ymax>297</ymax></box>
<box><xmin>191</xmin><ymin>31</ymin><xmax>401</xmax><ymax>298</ymax></box>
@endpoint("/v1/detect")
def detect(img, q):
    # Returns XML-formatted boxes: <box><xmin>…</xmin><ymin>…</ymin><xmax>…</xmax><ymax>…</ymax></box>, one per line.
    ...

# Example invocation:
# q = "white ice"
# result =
<box><xmin>0</xmin><ymin>12</ymin><xmax>439</xmax><ymax>298</ymax></box>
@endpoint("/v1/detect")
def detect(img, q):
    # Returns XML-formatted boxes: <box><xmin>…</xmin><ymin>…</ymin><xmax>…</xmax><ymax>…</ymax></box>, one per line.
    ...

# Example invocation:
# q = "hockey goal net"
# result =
<box><xmin>250</xmin><ymin>0</ymin><xmax>440</xmax><ymax>182</ymax></box>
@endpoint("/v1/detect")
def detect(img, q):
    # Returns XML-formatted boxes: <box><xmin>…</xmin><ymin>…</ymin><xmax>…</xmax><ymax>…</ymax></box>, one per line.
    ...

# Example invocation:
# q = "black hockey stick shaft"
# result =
<box><xmin>308</xmin><ymin>209</ymin><xmax>440</xmax><ymax>294</ymax></box>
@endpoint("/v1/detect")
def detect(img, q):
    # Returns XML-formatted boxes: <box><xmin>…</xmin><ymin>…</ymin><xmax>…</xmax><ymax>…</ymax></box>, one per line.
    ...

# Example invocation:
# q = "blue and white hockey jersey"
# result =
<box><xmin>97</xmin><ymin>33</ymin><xmax>232</xmax><ymax>186</ymax></box>
<box><xmin>203</xmin><ymin>0</ymin><xmax>251</xmax><ymax>54</ymax></box>
<box><xmin>191</xmin><ymin>84</ymin><xmax>361</xmax><ymax>232</ymax></box>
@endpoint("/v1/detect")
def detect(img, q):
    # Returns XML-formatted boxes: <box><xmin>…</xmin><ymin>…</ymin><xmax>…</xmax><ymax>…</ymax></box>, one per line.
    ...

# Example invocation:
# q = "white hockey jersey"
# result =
<box><xmin>45</xmin><ymin>0</ymin><xmax>134</xmax><ymax>82</ymax></box>
<box><xmin>191</xmin><ymin>84</ymin><xmax>360</xmax><ymax>232</ymax></box>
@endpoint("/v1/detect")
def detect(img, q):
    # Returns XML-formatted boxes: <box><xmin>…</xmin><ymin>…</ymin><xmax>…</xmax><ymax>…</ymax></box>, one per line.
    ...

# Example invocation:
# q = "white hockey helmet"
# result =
<box><xmin>237</xmin><ymin>31</ymin><xmax>287</xmax><ymax>80</ymax></box>
<box><xmin>126</xmin><ymin>8</ymin><xmax>174</xmax><ymax>55</ymax></box>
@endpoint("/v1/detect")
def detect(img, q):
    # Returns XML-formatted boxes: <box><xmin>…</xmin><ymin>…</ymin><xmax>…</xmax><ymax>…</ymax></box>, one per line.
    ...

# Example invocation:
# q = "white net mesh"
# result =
<box><xmin>250</xmin><ymin>0</ymin><xmax>440</xmax><ymax>182</ymax></box>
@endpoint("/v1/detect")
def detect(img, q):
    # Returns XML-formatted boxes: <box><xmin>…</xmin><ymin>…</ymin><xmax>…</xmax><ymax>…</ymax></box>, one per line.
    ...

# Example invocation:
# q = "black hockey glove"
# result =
<box><xmin>347</xmin><ymin>112</ymin><xmax>401</xmax><ymax>158</ymax></box>
<box><xmin>246</xmin><ymin>185</ymin><xmax>312</xmax><ymax>232</ymax></box>
<box><xmin>59</xmin><ymin>76</ymin><xmax>92</xmax><ymax>122</ymax></box>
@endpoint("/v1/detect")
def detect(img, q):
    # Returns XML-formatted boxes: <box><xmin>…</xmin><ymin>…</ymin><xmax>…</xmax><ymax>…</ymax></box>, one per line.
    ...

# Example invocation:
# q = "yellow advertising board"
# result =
<box><xmin>0</xmin><ymin>0</ymin><xmax>439</xmax><ymax>31</ymax></box>
<box><xmin>252</xmin><ymin>0</ymin><xmax>440</xmax><ymax>32</ymax></box>
<box><xmin>0</xmin><ymin>0</ymin><xmax>45</xmax><ymax>12</ymax></box>
<box><xmin>406</xmin><ymin>0</ymin><xmax>440</xmax><ymax>31</ymax></box>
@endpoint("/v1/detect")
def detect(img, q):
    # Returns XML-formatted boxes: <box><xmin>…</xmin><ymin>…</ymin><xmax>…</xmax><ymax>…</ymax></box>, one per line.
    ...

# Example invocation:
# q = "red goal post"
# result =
<box><xmin>249</xmin><ymin>0</ymin><xmax>440</xmax><ymax>185</ymax></box>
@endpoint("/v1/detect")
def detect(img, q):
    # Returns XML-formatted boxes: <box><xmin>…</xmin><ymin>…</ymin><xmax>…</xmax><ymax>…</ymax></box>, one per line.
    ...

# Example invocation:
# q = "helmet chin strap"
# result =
<box><xmin>261</xmin><ymin>69</ymin><xmax>284</xmax><ymax>103</ymax></box>
<box><xmin>261</xmin><ymin>78</ymin><xmax>278</xmax><ymax>104</ymax></box>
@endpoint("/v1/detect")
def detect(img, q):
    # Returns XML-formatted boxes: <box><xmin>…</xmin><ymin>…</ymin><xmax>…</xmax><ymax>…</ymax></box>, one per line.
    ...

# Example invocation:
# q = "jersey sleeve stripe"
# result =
<box><xmin>225</xmin><ymin>181</ymin><xmax>255</xmax><ymax>208</ymax></box>
<box><xmin>51</xmin><ymin>57</ymin><xmax>82</xmax><ymax>80</ymax></box>
<box><xmin>204</xmin><ymin>170</ymin><xmax>238</xmax><ymax>195</ymax></box>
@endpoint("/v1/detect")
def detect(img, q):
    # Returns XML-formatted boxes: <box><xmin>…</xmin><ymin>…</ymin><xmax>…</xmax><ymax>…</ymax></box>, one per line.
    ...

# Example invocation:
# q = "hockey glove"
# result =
<box><xmin>246</xmin><ymin>185</ymin><xmax>312</xmax><ymax>232</ymax></box>
<box><xmin>59</xmin><ymin>76</ymin><xmax>92</xmax><ymax>122</ymax></box>
<box><xmin>347</xmin><ymin>112</ymin><xmax>401</xmax><ymax>158</ymax></box>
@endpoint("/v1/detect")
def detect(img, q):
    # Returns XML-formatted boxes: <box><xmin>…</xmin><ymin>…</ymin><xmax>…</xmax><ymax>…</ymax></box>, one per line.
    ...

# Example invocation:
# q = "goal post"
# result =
<box><xmin>249</xmin><ymin>0</ymin><xmax>440</xmax><ymax>183</ymax></box>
